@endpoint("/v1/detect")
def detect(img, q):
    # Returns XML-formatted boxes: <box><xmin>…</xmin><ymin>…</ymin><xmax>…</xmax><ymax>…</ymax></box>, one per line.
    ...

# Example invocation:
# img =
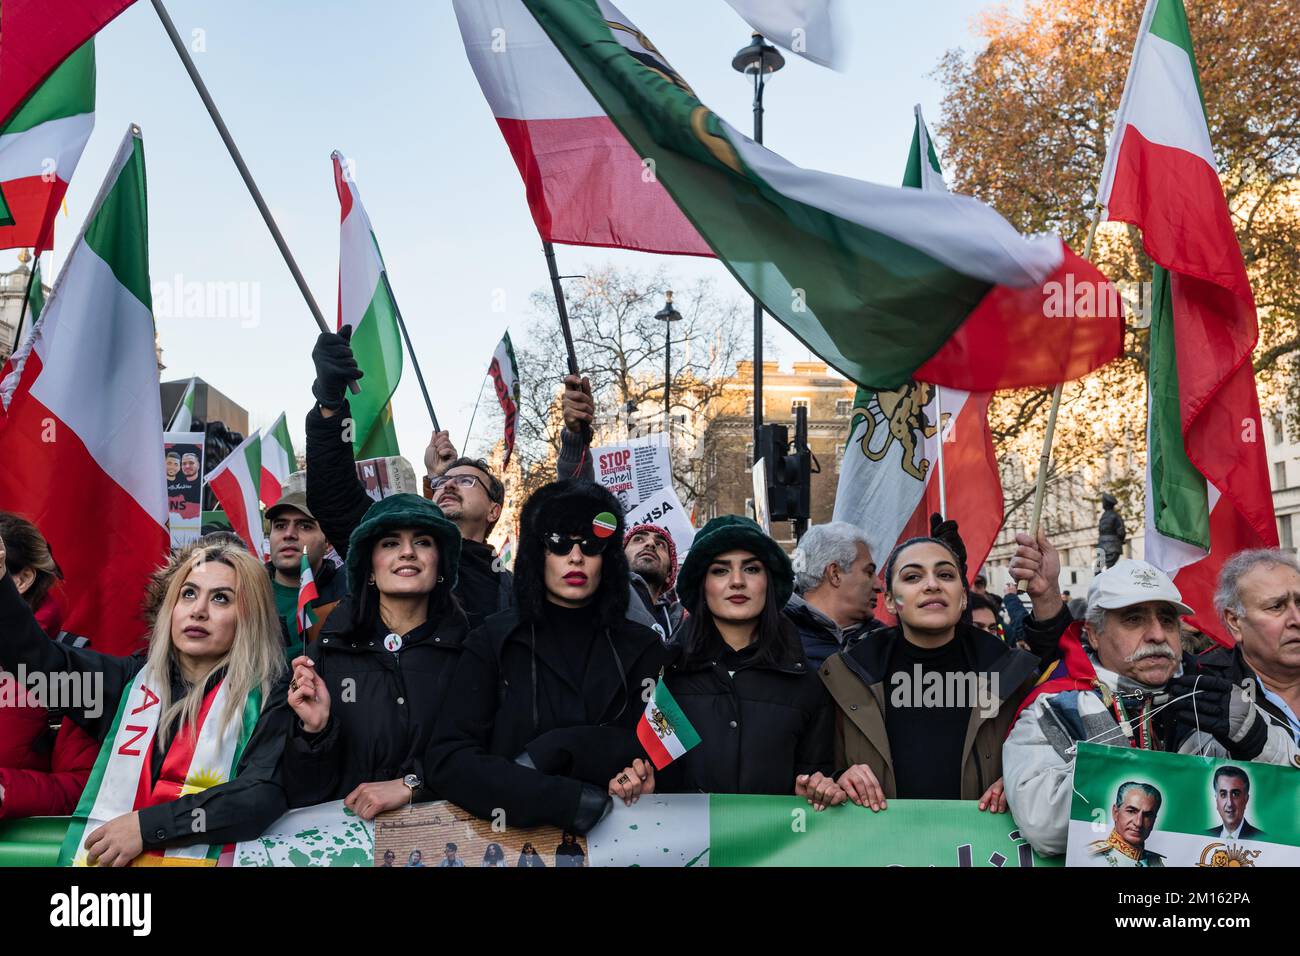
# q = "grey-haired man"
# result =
<box><xmin>1000</xmin><ymin>532</ymin><xmax>1298</xmax><ymax>857</ymax></box>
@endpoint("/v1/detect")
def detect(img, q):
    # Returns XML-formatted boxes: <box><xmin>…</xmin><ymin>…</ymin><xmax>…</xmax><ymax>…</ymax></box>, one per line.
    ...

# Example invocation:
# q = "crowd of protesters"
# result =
<box><xmin>0</xmin><ymin>325</ymin><xmax>1297</xmax><ymax>866</ymax></box>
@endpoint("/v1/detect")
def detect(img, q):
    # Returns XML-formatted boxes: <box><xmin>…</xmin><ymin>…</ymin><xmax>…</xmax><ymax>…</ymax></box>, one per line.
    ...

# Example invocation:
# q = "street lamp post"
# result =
<box><xmin>655</xmin><ymin>291</ymin><xmax>683</xmax><ymax>444</ymax></box>
<box><xmin>732</xmin><ymin>33</ymin><xmax>784</xmax><ymax>454</ymax></box>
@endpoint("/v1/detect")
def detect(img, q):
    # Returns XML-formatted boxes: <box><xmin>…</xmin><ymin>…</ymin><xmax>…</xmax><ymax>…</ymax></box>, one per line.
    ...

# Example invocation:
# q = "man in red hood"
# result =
<box><xmin>623</xmin><ymin>523</ymin><xmax>682</xmax><ymax>642</ymax></box>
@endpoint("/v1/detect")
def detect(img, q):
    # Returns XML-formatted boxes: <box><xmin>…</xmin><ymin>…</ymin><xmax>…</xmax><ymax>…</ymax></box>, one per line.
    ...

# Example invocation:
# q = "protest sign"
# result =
<box><xmin>164</xmin><ymin>431</ymin><xmax>205</xmax><ymax>547</ymax></box>
<box><xmin>355</xmin><ymin>456</ymin><xmax>419</xmax><ymax>502</ymax></box>
<box><xmin>593</xmin><ymin>435</ymin><xmax>694</xmax><ymax>554</ymax></box>
<box><xmin>1066</xmin><ymin>742</ymin><xmax>1300</xmax><ymax>867</ymax></box>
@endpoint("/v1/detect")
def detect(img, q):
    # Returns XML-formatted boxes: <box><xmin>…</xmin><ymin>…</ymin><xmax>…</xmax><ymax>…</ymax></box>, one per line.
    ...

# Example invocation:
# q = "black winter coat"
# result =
<box><xmin>304</xmin><ymin>401</ymin><xmax>512</xmax><ymax>631</ymax></box>
<box><xmin>0</xmin><ymin>576</ymin><xmax>290</xmax><ymax>849</ymax></box>
<box><xmin>655</xmin><ymin>622</ymin><xmax>834</xmax><ymax>795</ymax></box>
<box><xmin>281</xmin><ymin>595</ymin><xmax>469</xmax><ymax>806</ymax></box>
<box><xmin>426</xmin><ymin>606</ymin><xmax>675</xmax><ymax>831</ymax></box>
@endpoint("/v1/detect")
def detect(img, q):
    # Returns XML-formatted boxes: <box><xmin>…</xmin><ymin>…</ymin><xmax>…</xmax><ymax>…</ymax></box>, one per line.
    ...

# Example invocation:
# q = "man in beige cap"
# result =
<box><xmin>267</xmin><ymin>477</ymin><xmax>346</xmax><ymax>649</ymax></box>
<box><xmin>999</xmin><ymin>531</ymin><xmax>1299</xmax><ymax>857</ymax></box>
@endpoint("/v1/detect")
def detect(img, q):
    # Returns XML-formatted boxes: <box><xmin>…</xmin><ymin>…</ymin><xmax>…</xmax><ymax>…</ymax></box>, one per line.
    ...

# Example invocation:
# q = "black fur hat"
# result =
<box><xmin>514</xmin><ymin>479</ymin><xmax>629</xmax><ymax>629</ymax></box>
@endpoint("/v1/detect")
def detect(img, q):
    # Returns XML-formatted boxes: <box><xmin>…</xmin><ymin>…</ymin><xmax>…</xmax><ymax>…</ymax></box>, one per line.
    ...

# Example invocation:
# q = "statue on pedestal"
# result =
<box><xmin>1098</xmin><ymin>493</ymin><xmax>1127</xmax><ymax>569</ymax></box>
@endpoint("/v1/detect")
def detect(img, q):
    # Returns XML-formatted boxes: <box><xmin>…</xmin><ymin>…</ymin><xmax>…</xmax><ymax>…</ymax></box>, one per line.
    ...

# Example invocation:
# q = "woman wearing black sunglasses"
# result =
<box><xmin>427</xmin><ymin>480</ymin><xmax>675</xmax><ymax>834</ymax></box>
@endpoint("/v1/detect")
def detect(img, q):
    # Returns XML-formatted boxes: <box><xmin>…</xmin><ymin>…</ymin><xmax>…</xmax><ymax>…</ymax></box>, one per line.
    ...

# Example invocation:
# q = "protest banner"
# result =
<box><xmin>220</xmin><ymin>796</ymin><xmax>1060</xmax><ymax>867</ymax></box>
<box><xmin>164</xmin><ymin>431</ymin><xmax>205</xmax><ymax>547</ymax></box>
<box><xmin>374</xmin><ymin>801</ymin><xmax>589</xmax><ymax>868</ymax></box>
<box><xmin>593</xmin><ymin>435</ymin><xmax>694</xmax><ymax>554</ymax></box>
<box><xmin>1066</xmin><ymin>742</ymin><xmax>1300</xmax><ymax>867</ymax></box>
<box><xmin>232</xmin><ymin>801</ymin><xmax>373</xmax><ymax>868</ymax></box>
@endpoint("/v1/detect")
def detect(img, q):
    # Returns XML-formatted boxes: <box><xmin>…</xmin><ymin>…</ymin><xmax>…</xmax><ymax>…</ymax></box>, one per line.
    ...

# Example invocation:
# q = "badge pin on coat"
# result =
<box><xmin>592</xmin><ymin>512</ymin><xmax>617</xmax><ymax>539</ymax></box>
<box><xmin>384</xmin><ymin>633</ymin><xmax>403</xmax><ymax>653</ymax></box>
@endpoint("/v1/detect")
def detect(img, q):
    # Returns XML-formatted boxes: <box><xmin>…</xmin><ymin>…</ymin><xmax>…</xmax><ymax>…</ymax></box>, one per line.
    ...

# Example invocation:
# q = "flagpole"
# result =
<box><xmin>379</xmin><ymin>270</ymin><xmax>439</xmax><ymax>432</ymax></box>
<box><xmin>463</xmin><ymin>371</ymin><xmax>490</xmax><ymax>455</ymax></box>
<box><xmin>934</xmin><ymin>385</ymin><xmax>948</xmax><ymax>519</ymax></box>
<box><xmin>1023</xmin><ymin>0</ymin><xmax>1153</xmax><ymax>569</ymax></box>
<box><xmin>542</xmin><ymin>240</ymin><xmax>592</xmax><ymax>444</ymax></box>
<box><xmin>147</xmin><ymin>0</ymin><xmax>358</xmax><ymax>395</ymax></box>
<box><xmin>1025</xmin><ymin>204</ymin><xmax>1106</xmax><ymax>538</ymax></box>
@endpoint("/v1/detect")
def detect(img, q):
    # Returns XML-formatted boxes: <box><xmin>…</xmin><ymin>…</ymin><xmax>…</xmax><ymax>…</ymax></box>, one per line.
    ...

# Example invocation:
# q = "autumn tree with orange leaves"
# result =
<box><xmin>935</xmin><ymin>0</ymin><xmax>1300</xmax><ymax>528</ymax></box>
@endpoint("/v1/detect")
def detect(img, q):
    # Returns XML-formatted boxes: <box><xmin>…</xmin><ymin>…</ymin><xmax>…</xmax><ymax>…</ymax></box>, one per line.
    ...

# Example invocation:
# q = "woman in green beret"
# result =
<box><xmin>608</xmin><ymin>516</ymin><xmax>845</xmax><ymax>810</ymax></box>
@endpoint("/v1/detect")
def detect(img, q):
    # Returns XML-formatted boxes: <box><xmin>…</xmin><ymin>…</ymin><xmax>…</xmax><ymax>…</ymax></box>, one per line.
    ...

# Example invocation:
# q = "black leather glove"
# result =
<box><xmin>570</xmin><ymin>783</ymin><xmax>613</xmax><ymax>835</ymax></box>
<box><xmin>1166</xmin><ymin>671</ymin><xmax>1267</xmax><ymax>760</ymax></box>
<box><xmin>311</xmin><ymin>325</ymin><xmax>363</xmax><ymax>410</ymax></box>
<box><xmin>929</xmin><ymin>512</ymin><xmax>969</xmax><ymax>581</ymax></box>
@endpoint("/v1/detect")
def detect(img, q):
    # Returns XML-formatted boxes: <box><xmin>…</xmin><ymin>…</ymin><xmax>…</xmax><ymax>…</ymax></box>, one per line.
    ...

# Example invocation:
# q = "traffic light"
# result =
<box><xmin>759</xmin><ymin>405</ymin><xmax>811</xmax><ymax>530</ymax></box>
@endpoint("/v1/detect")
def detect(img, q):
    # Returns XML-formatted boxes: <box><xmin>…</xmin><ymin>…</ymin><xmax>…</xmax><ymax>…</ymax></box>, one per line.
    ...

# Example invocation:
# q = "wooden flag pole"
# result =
<box><xmin>934</xmin><ymin>384</ymin><xmax>948</xmax><ymax>519</ymax></box>
<box><xmin>148</xmin><ymin>0</ymin><xmax>357</xmax><ymax>394</ymax></box>
<box><xmin>1023</xmin><ymin>204</ymin><xmax>1106</xmax><ymax>560</ymax></box>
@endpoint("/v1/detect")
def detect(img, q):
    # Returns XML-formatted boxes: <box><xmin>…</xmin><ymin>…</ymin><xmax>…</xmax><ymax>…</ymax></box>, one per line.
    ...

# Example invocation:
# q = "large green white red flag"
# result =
<box><xmin>207</xmin><ymin>429</ymin><xmax>264</xmax><ymax>556</ymax></box>
<box><xmin>332</xmin><ymin>150</ymin><xmax>402</xmax><ymax>459</ymax></box>
<box><xmin>451</xmin><ymin>0</ymin><xmax>711</xmax><ymax>257</ymax></box>
<box><xmin>259</xmin><ymin>412</ymin><xmax>293</xmax><ymax>508</ymax></box>
<box><xmin>0</xmin><ymin>40</ymin><xmax>94</xmax><ymax>251</ymax></box>
<box><xmin>518</xmin><ymin>0</ymin><xmax>1121</xmax><ymax>392</ymax></box>
<box><xmin>0</xmin><ymin>0</ymin><xmax>132</xmax><ymax>126</ymax></box>
<box><xmin>489</xmin><ymin>331</ymin><xmax>520</xmax><ymax>466</ymax></box>
<box><xmin>1098</xmin><ymin>0</ymin><xmax>1277</xmax><ymax>641</ymax></box>
<box><xmin>833</xmin><ymin>107</ymin><xmax>1003</xmax><ymax>580</ymax></box>
<box><xmin>0</xmin><ymin>126</ymin><xmax>168</xmax><ymax>656</ymax></box>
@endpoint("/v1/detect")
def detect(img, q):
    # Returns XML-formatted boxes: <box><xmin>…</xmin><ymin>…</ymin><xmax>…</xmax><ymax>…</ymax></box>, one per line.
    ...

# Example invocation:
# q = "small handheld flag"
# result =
<box><xmin>636</xmin><ymin>675</ymin><xmax>700</xmax><ymax>770</ymax></box>
<box><xmin>296</xmin><ymin>549</ymin><xmax>319</xmax><ymax>636</ymax></box>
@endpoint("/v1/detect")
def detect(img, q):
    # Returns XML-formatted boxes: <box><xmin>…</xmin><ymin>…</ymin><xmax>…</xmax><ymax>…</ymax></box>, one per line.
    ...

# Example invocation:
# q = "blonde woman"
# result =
<box><xmin>0</xmin><ymin>536</ymin><xmax>289</xmax><ymax>866</ymax></box>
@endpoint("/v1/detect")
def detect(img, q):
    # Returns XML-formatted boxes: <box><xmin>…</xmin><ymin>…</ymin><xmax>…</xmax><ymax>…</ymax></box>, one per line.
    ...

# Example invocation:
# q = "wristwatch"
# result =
<box><xmin>403</xmin><ymin>773</ymin><xmax>422</xmax><ymax>804</ymax></box>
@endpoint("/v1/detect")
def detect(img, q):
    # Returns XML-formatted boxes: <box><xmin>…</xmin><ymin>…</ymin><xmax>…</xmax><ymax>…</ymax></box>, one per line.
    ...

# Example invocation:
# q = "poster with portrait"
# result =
<box><xmin>374</xmin><ymin>801</ymin><xmax>588</xmax><ymax>868</ymax></box>
<box><xmin>164</xmin><ymin>432</ymin><xmax>205</xmax><ymax>547</ymax></box>
<box><xmin>1066</xmin><ymin>742</ymin><xmax>1300</xmax><ymax>867</ymax></box>
<box><xmin>593</xmin><ymin>435</ymin><xmax>694</xmax><ymax>556</ymax></box>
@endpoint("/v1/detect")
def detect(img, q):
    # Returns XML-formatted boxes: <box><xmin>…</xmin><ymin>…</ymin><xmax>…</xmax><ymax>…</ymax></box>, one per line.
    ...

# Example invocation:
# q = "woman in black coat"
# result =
<box><xmin>282</xmin><ymin>493</ymin><xmax>469</xmax><ymax>818</ymax></box>
<box><xmin>607</xmin><ymin>516</ymin><xmax>844</xmax><ymax>810</ymax></box>
<box><xmin>427</xmin><ymin>480</ymin><xmax>675</xmax><ymax>834</ymax></box>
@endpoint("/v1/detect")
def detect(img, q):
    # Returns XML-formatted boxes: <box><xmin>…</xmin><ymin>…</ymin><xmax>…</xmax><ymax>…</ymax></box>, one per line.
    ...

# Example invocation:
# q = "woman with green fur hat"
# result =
<box><xmin>283</xmin><ymin>493</ymin><xmax>470</xmax><ymax>818</ymax></box>
<box><xmin>608</xmin><ymin>515</ymin><xmax>845</xmax><ymax>810</ymax></box>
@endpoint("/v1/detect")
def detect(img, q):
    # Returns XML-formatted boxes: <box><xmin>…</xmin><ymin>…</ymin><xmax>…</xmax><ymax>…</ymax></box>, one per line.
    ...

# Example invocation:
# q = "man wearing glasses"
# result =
<box><xmin>423</xmin><ymin>433</ymin><xmax>515</xmax><ymax>629</ymax></box>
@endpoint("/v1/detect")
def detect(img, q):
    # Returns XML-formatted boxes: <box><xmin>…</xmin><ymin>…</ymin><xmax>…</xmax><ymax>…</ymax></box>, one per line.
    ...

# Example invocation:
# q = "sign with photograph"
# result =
<box><xmin>164</xmin><ymin>431</ymin><xmax>205</xmax><ymax>547</ymax></box>
<box><xmin>593</xmin><ymin>435</ymin><xmax>694</xmax><ymax>555</ymax></box>
<box><xmin>374</xmin><ymin>801</ymin><xmax>588</xmax><ymax>868</ymax></box>
<box><xmin>1066</xmin><ymin>743</ymin><xmax>1300</xmax><ymax>867</ymax></box>
<box><xmin>355</xmin><ymin>456</ymin><xmax>419</xmax><ymax>502</ymax></box>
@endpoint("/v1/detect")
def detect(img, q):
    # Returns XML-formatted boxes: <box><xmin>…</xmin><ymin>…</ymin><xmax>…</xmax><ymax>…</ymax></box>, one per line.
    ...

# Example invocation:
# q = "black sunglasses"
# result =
<box><xmin>543</xmin><ymin>532</ymin><xmax>609</xmax><ymax>557</ymax></box>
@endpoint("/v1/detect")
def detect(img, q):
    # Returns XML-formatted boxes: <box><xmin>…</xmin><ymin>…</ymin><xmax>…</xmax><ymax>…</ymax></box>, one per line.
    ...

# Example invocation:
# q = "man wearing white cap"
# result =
<box><xmin>998</xmin><ymin>532</ymin><xmax>1299</xmax><ymax>858</ymax></box>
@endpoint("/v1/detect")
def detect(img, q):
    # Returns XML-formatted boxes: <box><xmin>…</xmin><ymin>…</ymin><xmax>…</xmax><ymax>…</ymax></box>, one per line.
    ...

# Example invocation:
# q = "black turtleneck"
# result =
<box><xmin>884</xmin><ymin>634</ymin><xmax>970</xmax><ymax>799</ymax></box>
<box><xmin>540</xmin><ymin>600</ymin><xmax>601</xmax><ymax>688</ymax></box>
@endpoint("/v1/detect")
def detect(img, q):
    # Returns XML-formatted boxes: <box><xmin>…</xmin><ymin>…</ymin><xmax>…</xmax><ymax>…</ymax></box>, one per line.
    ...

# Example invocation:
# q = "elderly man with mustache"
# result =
<box><xmin>999</xmin><ymin>534</ymin><xmax>1299</xmax><ymax>858</ymax></box>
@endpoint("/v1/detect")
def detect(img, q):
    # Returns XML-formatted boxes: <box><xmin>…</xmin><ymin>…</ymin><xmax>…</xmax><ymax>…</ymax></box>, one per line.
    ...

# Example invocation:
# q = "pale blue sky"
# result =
<box><xmin>45</xmin><ymin>0</ymin><xmax>1001</xmax><ymax>463</ymax></box>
